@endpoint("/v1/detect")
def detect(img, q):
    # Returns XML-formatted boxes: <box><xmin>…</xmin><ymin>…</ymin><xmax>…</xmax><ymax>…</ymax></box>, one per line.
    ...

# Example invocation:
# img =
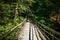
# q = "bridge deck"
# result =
<box><xmin>18</xmin><ymin>22</ymin><xmax>44</xmax><ymax>40</ymax></box>
<box><xmin>18</xmin><ymin>22</ymin><xmax>30</xmax><ymax>40</ymax></box>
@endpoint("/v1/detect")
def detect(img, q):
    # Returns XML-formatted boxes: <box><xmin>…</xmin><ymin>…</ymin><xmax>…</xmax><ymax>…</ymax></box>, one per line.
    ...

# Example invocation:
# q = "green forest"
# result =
<box><xmin>0</xmin><ymin>0</ymin><xmax>60</xmax><ymax>40</ymax></box>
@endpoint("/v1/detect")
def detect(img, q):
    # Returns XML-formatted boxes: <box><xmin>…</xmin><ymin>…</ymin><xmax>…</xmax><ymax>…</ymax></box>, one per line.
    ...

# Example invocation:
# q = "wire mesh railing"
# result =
<box><xmin>0</xmin><ymin>18</ymin><xmax>27</xmax><ymax>40</ymax></box>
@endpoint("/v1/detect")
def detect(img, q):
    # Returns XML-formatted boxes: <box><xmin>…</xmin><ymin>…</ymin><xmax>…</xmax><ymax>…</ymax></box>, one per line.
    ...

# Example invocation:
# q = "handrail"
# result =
<box><xmin>35</xmin><ymin>25</ymin><xmax>50</xmax><ymax>40</ymax></box>
<box><xmin>31</xmin><ymin>17</ymin><xmax>60</xmax><ymax>36</ymax></box>
<box><xmin>36</xmin><ymin>24</ymin><xmax>59</xmax><ymax>40</ymax></box>
<box><xmin>0</xmin><ymin>18</ymin><xmax>27</xmax><ymax>40</ymax></box>
<box><xmin>40</xmin><ymin>29</ymin><xmax>50</xmax><ymax>40</ymax></box>
<box><xmin>35</xmin><ymin>26</ymin><xmax>47</xmax><ymax>40</ymax></box>
<box><xmin>29</xmin><ymin>17</ymin><xmax>60</xmax><ymax>40</ymax></box>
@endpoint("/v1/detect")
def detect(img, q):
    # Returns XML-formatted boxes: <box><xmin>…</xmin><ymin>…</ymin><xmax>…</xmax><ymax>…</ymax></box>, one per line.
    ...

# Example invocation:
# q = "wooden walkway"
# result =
<box><xmin>18</xmin><ymin>21</ymin><xmax>46</xmax><ymax>40</ymax></box>
<box><xmin>18</xmin><ymin>22</ymin><xmax>30</xmax><ymax>40</ymax></box>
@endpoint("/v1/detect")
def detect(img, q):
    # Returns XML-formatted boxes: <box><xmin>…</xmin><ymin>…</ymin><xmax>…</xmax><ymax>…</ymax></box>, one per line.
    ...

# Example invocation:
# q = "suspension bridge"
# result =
<box><xmin>0</xmin><ymin>16</ymin><xmax>60</xmax><ymax>40</ymax></box>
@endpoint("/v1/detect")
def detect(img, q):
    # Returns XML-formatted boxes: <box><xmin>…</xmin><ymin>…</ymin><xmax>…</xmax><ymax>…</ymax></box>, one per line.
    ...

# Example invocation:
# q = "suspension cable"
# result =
<box><xmin>30</xmin><ymin>17</ymin><xmax>60</xmax><ymax>40</ymax></box>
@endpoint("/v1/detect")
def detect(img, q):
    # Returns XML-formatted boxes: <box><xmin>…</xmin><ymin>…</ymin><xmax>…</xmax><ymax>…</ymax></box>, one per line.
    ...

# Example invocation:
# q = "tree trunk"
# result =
<box><xmin>14</xmin><ymin>3</ymin><xmax>18</xmax><ymax>24</ymax></box>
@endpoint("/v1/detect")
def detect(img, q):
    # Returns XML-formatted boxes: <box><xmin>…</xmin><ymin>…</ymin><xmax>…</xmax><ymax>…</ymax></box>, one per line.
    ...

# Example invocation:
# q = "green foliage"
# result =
<box><xmin>0</xmin><ymin>0</ymin><xmax>60</xmax><ymax>39</ymax></box>
<box><xmin>40</xmin><ymin>19</ymin><xmax>46</xmax><ymax>24</ymax></box>
<box><xmin>4</xmin><ymin>25</ymin><xmax>22</xmax><ymax>40</ymax></box>
<box><xmin>0</xmin><ymin>0</ymin><xmax>35</xmax><ymax>37</ymax></box>
<box><xmin>0</xmin><ymin>0</ymin><xmax>34</xmax><ymax>39</ymax></box>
